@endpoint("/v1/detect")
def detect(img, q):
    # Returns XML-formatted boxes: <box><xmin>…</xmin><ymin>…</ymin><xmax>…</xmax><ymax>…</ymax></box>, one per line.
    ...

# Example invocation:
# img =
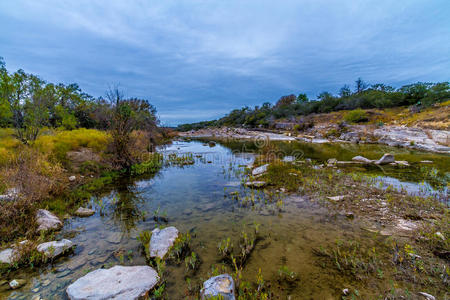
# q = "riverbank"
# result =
<box><xmin>1</xmin><ymin>139</ymin><xmax>448</xmax><ymax>299</ymax></box>
<box><xmin>179</xmin><ymin>124</ymin><xmax>450</xmax><ymax>153</ymax></box>
<box><xmin>0</xmin><ymin>128</ymin><xmax>170</xmax><ymax>246</ymax></box>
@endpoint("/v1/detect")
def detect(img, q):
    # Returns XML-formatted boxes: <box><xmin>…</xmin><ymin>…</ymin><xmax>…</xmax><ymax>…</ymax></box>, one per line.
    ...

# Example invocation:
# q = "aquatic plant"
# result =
<box><xmin>150</xmin><ymin>283</ymin><xmax>165</xmax><ymax>299</ymax></box>
<box><xmin>218</xmin><ymin>237</ymin><xmax>233</xmax><ymax>260</ymax></box>
<box><xmin>166</xmin><ymin>152</ymin><xmax>195</xmax><ymax>166</ymax></box>
<box><xmin>130</xmin><ymin>153</ymin><xmax>162</xmax><ymax>175</ymax></box>
<box><xmin>277</xmin><ymin>265</ymin><xmax>298</xmax><ymax>284</ymax></box>
<box><xmin>137</xmin><ymin>230</ymin><xmax>152</xmax><ymax>258</ymax></box>
<box><xmin>153</xmin><ymin>206</ymin><xmax>169</xmax><ymax>223</ymax></box>
<box><xmin>313</xmin><ymin>239</ymin><xmax>384</xmax><ymax>279</ymax></box>
<box><xmin>167</xmin><ymin>232</ymin><xmax>191</xmax><ymax>263</ymax></box>
<box><xmin>184</xmin><ymin>251</ymin><xmax>200</xmax><ymax>272</ymax></box>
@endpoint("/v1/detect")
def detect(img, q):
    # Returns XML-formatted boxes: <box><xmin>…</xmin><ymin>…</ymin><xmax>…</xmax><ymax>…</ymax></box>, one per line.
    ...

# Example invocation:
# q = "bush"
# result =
<box><xmin>34</xmin><ymin>129</ymin><xmax>110</xmax><ymax>158</ymax></box>
<box><xmin>344</xmin><ymin>109</ymin><xmax>368</xmax><ymax>123</ymax></box>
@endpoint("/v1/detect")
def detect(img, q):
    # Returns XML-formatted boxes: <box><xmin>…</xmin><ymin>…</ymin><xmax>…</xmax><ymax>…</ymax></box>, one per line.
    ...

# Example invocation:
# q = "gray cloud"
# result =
<box><xmin>1</xmin><ymin>0</ymin><xmax>449</xmax><ymax>125</ymax></box>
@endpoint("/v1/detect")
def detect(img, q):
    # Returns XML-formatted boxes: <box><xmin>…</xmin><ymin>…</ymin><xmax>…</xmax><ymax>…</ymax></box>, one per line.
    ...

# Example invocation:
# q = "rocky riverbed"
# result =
<box><xmin>0</xmin><ymin>140</ymin><xmax>448</xmax><ymax>299</ymax></box>
<box><xmin>179</xmin><ymin>125</ymin><xmax>450</xmax><ymax>153</ymax></box>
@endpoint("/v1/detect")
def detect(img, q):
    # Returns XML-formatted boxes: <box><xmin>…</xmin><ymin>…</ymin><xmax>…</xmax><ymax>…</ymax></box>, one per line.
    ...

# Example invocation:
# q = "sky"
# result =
<box><xmin>1</xmin><ymin>1</ymin><xmax>449</xmax><ymax>125</ymax></box>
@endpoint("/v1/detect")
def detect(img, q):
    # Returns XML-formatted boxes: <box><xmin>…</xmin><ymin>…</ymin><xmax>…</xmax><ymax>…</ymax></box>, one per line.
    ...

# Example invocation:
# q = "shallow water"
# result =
<box><xmin>1</xmin><ymin>140</ymin><xmax>449</xmax><ymax>299</ymax></box>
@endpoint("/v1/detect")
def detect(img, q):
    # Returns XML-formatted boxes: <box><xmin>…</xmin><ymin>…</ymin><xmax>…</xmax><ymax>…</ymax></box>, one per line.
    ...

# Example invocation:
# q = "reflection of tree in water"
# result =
<box><xmin>110</xmin><ymin>188</ymin><xmax>144</xmax><ymax>233</ymax></box>
<box><xmin>109</xmin><ymin>173</ymin><xmax>161</xmax><ymax>233</ymax></box>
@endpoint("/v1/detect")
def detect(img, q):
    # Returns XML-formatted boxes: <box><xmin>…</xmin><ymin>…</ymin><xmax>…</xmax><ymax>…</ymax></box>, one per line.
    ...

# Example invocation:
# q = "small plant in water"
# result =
<box><xmin>153</xmin><ymin>205</ymin><xmax>168</xmax><ymax>223</ymax></box>
<box><xmin>218</xmin><ymin>237</ymin><xmax>233</xmax><ymax>260</ymax></box>
<box><xmin>168</xmin><ymin>232</ymin><xmax>191</xmax><ymax>262</ymax></box>
<box><xmin>278</xmin><ymin>265</ymin><xmax>298</xmax><ymax>284</ymax></box>
<box><xmin>184</xmin><ymin>251</ymin><xmax>200</xmax><ymax>272</ymax></box>
<box><xmin>137</xmin><ymin>230</ymin><xmax>152</xmax><ymax>258</ymax></box>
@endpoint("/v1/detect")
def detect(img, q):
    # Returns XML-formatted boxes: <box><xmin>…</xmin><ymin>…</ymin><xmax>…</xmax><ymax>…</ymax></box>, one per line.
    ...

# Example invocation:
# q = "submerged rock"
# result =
<box><xmin>74</xmin><ymin>207</ymin><xmax>95</xmax><ymax>217</ymax></box>
<box><xmin>252</xmin><ymin>164</ymin><xmax>268</xmax><ymax>176</ymax></box>
<box><xmin>201</xmin><ymin>274</ymin><xmax>235</xmax><ymax>300</ymax></box>
<box><xmin>375</xmin><ymin>153</ymin><xmax>395</xmax><ymax>165</ymax></box>
<box><xmin>36</xmin><ymin>209</ymin><xmax>62</xmax><ymax>232</ymax></box>
<box><xmin>37</xmin><ymin>239</ymin><xmax>74</xmax><ymax>259</ymax></box>
<box><xmin>244</xmin><ymin>181</ymin><xmax>267</xmax><ymax>188</ymax></box>
<box><xmin>352</xmin><ymin>155</ymin><xmax>373</xmax><ymax>163</ymax></box>
<box><xmin>149</xmin><ymin>226</ymin><xmax>179</xmax><ymax>259</ymax></box>
<box><xmin>107</xmin><ymin>232</ymin><xmax>123</xmax><ymax>244</ymax></box>
<box><xmin>66</xmin><ymin>265</ymin><xmax>159</xmax><ymax>300</ymax></box>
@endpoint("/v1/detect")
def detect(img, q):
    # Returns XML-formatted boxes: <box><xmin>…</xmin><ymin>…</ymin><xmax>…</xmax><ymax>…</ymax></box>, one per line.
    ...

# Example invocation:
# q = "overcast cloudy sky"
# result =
<box><xmin>1</xmin><ymin>1</ymin><xmax>449</xmax><ymax>125</ymax></box>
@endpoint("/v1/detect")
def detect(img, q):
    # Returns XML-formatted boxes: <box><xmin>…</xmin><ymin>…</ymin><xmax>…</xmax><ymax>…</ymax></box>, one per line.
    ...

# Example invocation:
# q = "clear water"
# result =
<box><xmin>1</xmin><ymin>140</ymin><xmax>449</xmax><ymax>299</ymax></box>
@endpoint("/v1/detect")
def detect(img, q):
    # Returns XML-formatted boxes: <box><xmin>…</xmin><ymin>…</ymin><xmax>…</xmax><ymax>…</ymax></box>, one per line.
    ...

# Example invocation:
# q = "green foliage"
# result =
<box><xmin>278</xmin><ymin>265</ymin><xmax>299</xmax><ymax>284</ymax></box>
<box><xmin>344</xmin><ymin>109</ymin><xmax>369</xmax><ymax>123</ymax></box>
<box><xmin>131</xmin><ymin>153</ymin><xmax>163</xmax><ymax>175</ymax></box>
<box><xmin>177</xmin><ymin>80</ymin><xmax>449</xmax><ymax>131</ymax></box>
<box><xmin>167</xmin><ymin>232</ymin><xmax>191</xmax><ymax>262</ymax></box>
<box><xmin>262</xmin><ymin>162</ymin><xmax>301</xmax><ymax>192</ymax></box>
<box><xmin>166</xmin><ymin>153</ymin><xmax>195</xmax><ymax>166</ymax></box>
<box><xmin>0</xmin><ymin>59</ymin><xmax>160</xmax><ymax>149</ymax></box>
<box><xmin>138</xmin><ymin>230</ymin><xmax>152</xmax><ymax>258</ymax></box>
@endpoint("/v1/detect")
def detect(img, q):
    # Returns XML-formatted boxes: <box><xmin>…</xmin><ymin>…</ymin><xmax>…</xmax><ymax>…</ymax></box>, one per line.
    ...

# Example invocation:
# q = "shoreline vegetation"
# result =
<box><xmin>0</xmin><ymin>57</ymin><xmax>173</xmax><ymax>269</ymax></box>
<box><xmin>0</xmin><ymin>59</ymin><xmax>449</xmax><ymax>298</ymax></box>
<box><xmin>177</xmin><ymin>78</ymin><xmax>450</xmax><ymax>154</ymax></box>
<box><xmin>176</xmin><ymin>78</ymin><xmax>450</xmax><ymax>133</ymax></box>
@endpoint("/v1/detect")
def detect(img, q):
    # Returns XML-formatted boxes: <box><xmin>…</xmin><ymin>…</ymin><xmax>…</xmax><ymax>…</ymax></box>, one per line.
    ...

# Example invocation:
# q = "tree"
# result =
<box><xmin>297</xmin><ymin>93</ymin><xmax>309</xmax><ymax>103</ymax></box>
<box><xmin>355</xmin><ymin>78</ymin><xmax>368</xmax><ymax>93</ymax></box>
<box><xmin>0</xmin><ymin>58</ymin><xmax>13</xmax><ymax>126</ymax></box>
<box><xmin>339</xmin><ymin>85</ymin><xmax>351</xmax><ymax>98</ymax></box>
<box><xmin>275</xmin><ymin>94</ymin><xmax>296</xmax><ymax>107</ymax></box>
<box><xmin>106</xmin><ymin>87</ymin><xmax>159</xmax><ymax>170</ymax></box>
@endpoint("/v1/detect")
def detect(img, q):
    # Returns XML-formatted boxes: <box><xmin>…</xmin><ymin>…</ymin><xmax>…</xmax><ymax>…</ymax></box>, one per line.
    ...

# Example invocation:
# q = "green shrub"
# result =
<box><xmin>344</xmin><ymin>109</ymin><xmax>368</xmax><ymax>123</ymax></box>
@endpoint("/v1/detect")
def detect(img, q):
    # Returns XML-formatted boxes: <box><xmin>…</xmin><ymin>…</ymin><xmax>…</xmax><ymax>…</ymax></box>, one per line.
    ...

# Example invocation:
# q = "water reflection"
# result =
<box><xmin>1</xmin><ymin>140</ymin><xmax>449</xmax><ymax>299</ymax></box>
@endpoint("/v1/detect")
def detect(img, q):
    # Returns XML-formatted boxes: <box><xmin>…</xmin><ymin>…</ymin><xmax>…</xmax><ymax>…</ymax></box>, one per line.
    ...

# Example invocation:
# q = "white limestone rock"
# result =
<box><xmin>74</xmin><ymin>207</ymin><xmax>95</xmax><ymax>217</ymax></box>
<box><xmin>375</xmin><ymin>153</ymin><xmax>395</xmax><ymax>165</ymax></box>
<box><xmin>201</xmin><ymin>274</ymin><xmax>235</xmax><ymax>300</ymax></box>
<box><xmin>252</xmin><ymin>164</ymin><xmax>268</xmax><ymax>176</ymax></box>
<box><xmin>37</xmin><ymin>239</ymin><xmax>74</xmax><ymax>259</ymax></box>
<box><xmin>149</xmin><ymin>226</ymin><xmax>179</xmax><ymax>259</ymax></box>
<box><xmin>36</xmin><ymin>209</ymin><xmax>62</xmax><ymax>232</ymax></box>
<box><xmin>66</xmin><ymin>265</ymin><xmax>159</xmax><ymax>300</ymax></box>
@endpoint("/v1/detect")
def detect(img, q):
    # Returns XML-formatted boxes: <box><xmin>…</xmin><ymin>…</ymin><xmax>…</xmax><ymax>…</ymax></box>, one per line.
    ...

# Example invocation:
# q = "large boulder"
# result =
<box><xmin>375</xmin><ymin>153</ymin><xmax>395</xmax><ymax>165</ymax></box>
<box><xmin>149</xmin><ymin>226</ymin><xmax>179</xmax><ymax>259</ymax></box>
<box><xmin>252</xmin><ymin>164</ymin><xmax>268</xmax><ymax>176</ymax></box>
<box><xmin>352</xmin><ymin>155</ymin><xmax>373</xmax><ymax>164</ymax></box>
<box><xmin>37</xmin><ymin>239</ymin><xmax>74</xmax><ymax>259</ymax></box>
<box><xmin>66</xmin><ymin>265</ymin><xmax>159</xmax><ymax>300</ymax></box>
<box><xmin>74</xmin><ymin>207</ymin><xmax>95</xmax><ymax>217</ymax></box>
<box><xmin>36</xmin><ymin>209</ymin><xmax>62</xmax><ymax>232</ymax></box>
<box><xmin>201</xmin><ymin>274</ymin><xmax>235</xmax><ymax>300</ymax></box>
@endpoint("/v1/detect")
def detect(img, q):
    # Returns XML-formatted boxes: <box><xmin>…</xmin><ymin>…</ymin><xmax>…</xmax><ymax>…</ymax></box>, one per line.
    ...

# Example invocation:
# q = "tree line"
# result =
<box><xmin>0</xmin><ymin>57</ymin><xmax>160</xmax><ymax>169</ymax></box>
<box><xmin>0</xmin><ymin>57</ymin><xmax>158</xmax><ymax>140</ymax></box>
<box><xmin>177</xmin><ymin>78</ymin><xmax>449</xmax><ymax>131</ymax></box>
